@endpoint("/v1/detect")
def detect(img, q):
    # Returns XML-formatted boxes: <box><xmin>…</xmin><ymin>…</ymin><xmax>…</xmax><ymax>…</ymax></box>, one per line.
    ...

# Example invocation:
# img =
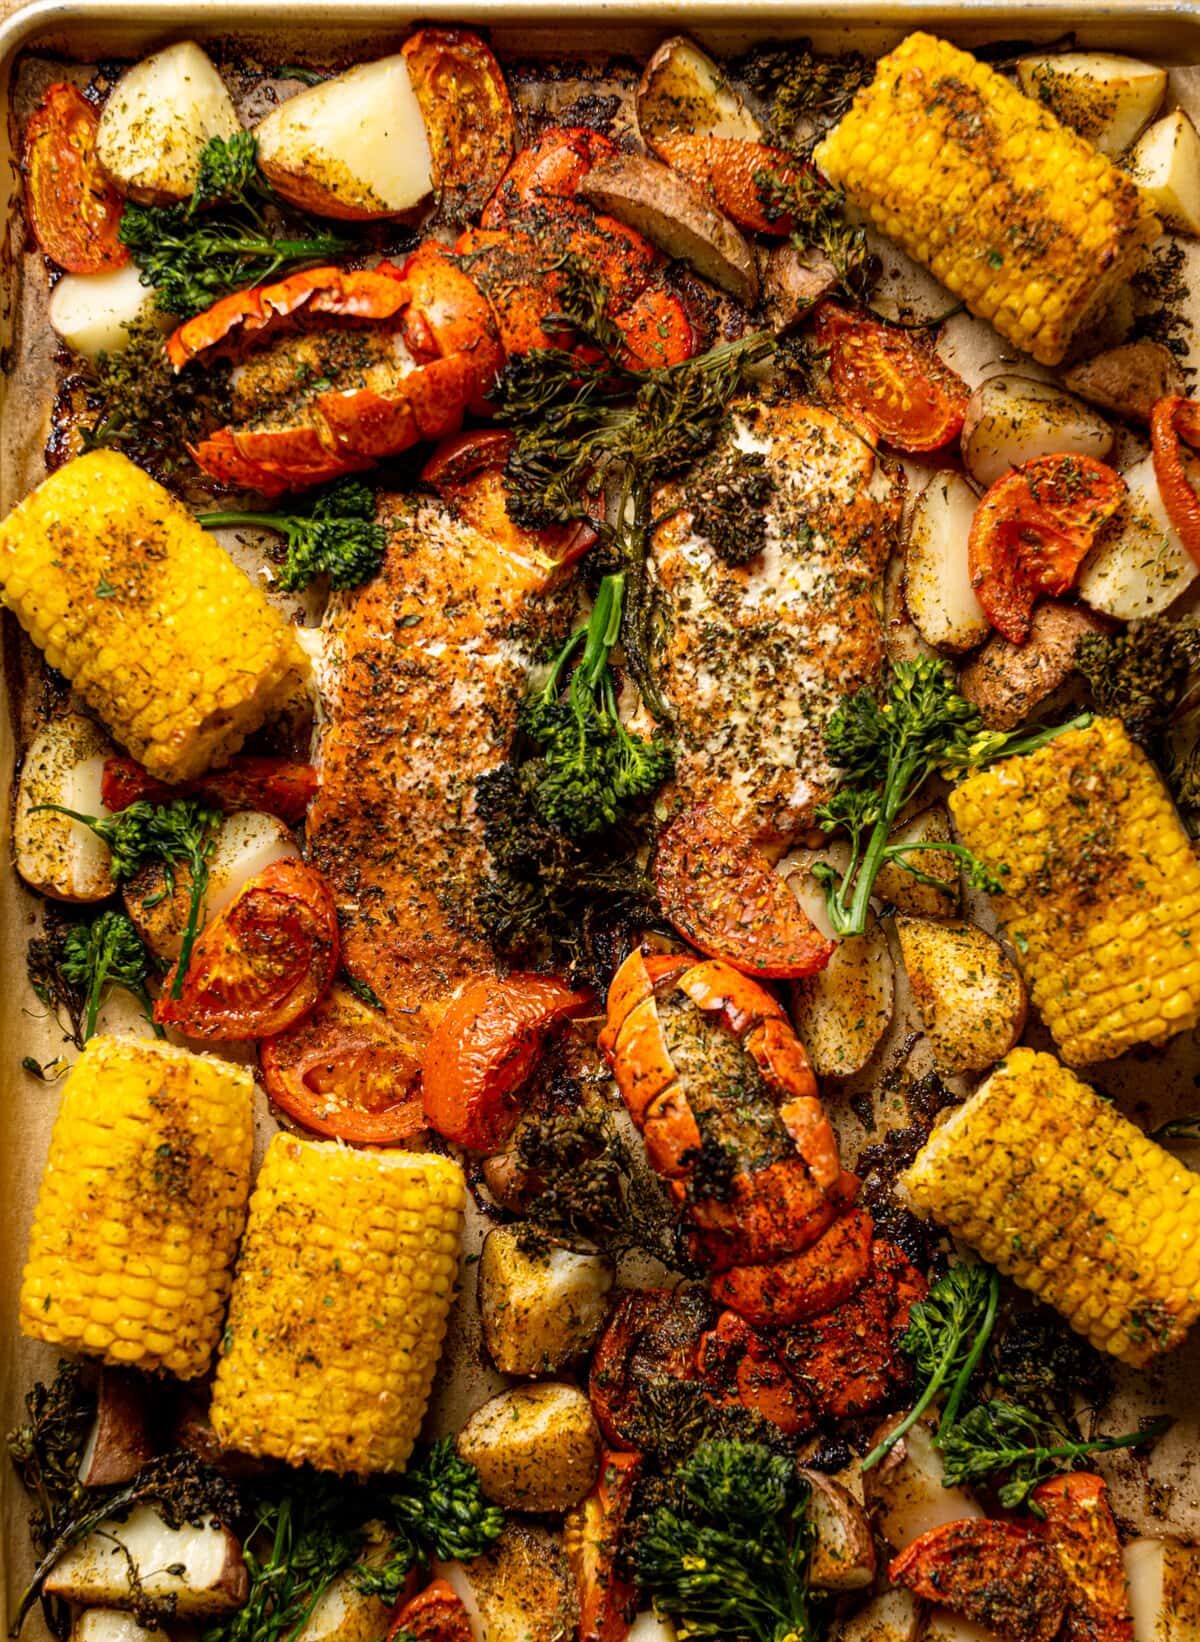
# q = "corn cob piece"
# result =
<box><xmin>19</xmin><ymin>1035</ymin><xmax>254</xmax><ymax>1378</ymax></box>
<box><xmin>949</xmin><ymin>717</ymin><xmax>1200</xmax><ymax>1065</ymax></box>
<box><xmin>904</xmin><ymin>1047</ymin><xmax>1200</xmax><ymax>1364</ymax></box>
<box><xmin>815</xmin><ymin>32</ymin><xmax>1160</xmax><ymax>365</ymax></box>
<box><xmin>211</xmin><ymin>1134</ymin><xmax>466</xmax><ymax>1474</ymax></box>
<box><xmin>0</xmin><ymin>450</ymin><xmax>308</xmax><ymax>781</ymax></box>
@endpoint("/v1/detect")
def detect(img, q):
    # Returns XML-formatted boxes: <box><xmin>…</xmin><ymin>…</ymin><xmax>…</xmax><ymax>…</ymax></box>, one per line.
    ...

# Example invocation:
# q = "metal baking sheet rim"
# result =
<box><xmin>1</xmin><ymin>0</ymin><xmax>1200</xmax><ymax>1622</ymax></box>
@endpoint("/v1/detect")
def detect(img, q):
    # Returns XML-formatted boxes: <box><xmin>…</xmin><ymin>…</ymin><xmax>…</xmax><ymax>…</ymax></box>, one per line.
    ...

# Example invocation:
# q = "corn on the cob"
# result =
<box><xmin>904</xmin><ymin>1047</ymin><xmax>1200</xmax><ymax>1365</ymax></box>
<box><xmin>949</xmin><ymin>717</ymin><xmax>1200</xmax><ymax>1065</ymax></box>
<box><xmin>19</xmin><ymin>1035</ymin><xmax>254</xmax><ymax>1378</ymax></box>
<box><xmin>0</xmin><ymin>451</ymin><xmax>308</xmax><ymax>782</ymax></box>
<box><xmin>210</xmin><ymin>1135</ymin><xmax>466</xmax><ymax>1474</ymax></box>
<box><xmin>814</xmin><ymin>32</ymin><xmax>1160</xmax><ymax>365</ymax></box>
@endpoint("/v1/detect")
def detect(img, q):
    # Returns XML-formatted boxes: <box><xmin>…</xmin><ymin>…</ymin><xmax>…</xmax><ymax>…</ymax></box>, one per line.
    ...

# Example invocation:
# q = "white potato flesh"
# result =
<box><xmin>883</xmin><ymin>550</ymin><xmax>940</xmax><ymax>669</ymax></box>
<box><xmin>923</xmin><ymin>1613</ymin><xmax>1003</xmax><ymax>1642</ymax></box>
<box><xmin>1129</xmin><ymin>111</ymin><xmax>1200</xmax><ymax>235</ymax></box>
<box><xmin>293</xmin><ymin>1571</ymin><xmax>391</xmax><ymax>1642</ymax></box>
<box><xmin>457</xmin><ymin>1384</ymin><xmax>601</xmax><ymax>1512</ymax></box>
<box><xmin>16</xmin><ymin>714</ymin><xmax>116</xmax><ymax>901</ymax></box>
<box><xmin>1125</xmin><ymin>1538</ymin><xmax>1200</xmax><ymax>1640</ymax></box>
<box><xmin>74</xmin><ymin>1614</ymin><xmax>167</xmax><ymax>1642</ymax></box>
<box><xmin>48</xmin><ymin>264</ymin><xmax>165</xmax><ymax>362</ymax></box>
<box><xmin>627</xmin><ymin>1618</ymin><xmax>678</xmax><ymax>1642</ymax></box>
<box><xmin>791</xmin><ymin>916</ymin><xmax>894</xmax><ymax>1080</ymax></box>
<box><xmin>895</xmin><ymin>917</ymin><xmax>1026</xmax><ymax>1076</ymax></box>
<box><xmin>436</xmin><ymin>1524</ymin><xmax>576</xmax><ymax>1642</ymax></box>
<box><xmin>254</xmin><ymin>56</ymin><xmax>433</xmax><ymax>219</ymax></box>
<box><xmin>478</xmin><ymin>1226</ymin><xmax>613</xmax><ymax>1375</ymax></box>
<box><xmin>45</xmin><ymin>1505</ymin><xmax>248</xmax><ymax>1615</ymax></box>
<box><xmin>905</xmin><ymin>473</ymin><xmax>988</xmax><ymax>654</ymax></box>
<box><xmin>1015</xmin><ymin>52</ymin><xmax>1167</xmax><ymax>155</ymax></box>
<box><xmin>835</xmin><ymin>1589</ymin><xmax>922</xmax><ymax>1642</ymax></box>
<box><xmin>873</xmin><ymin>807</ymin><xmax>960</xmax><ymax>918</ymax></box>
<box><xmin>1078</xmin><ymin>451</ymin><xmax>1200</xmax><ymax>620</ymax></box>
<box><xmin>800</xmin><ymin>1470</ymin><xmax>876</xmax><ymax>1592</ymax></box>
<box><xmin>96</xmin><ymin>43</ymin><xmax>241</xmax><ymax>204</ymax></box>
<box><xmin>960</xmin><ymin>374</ymin><xmax>1114</xmax><ymax>488</ymax></box>
<box><xmin>637</xmin><ymin>35</ymin><xmax>762</xmax><ymax>149</ymax></box>
<box><xmin>863</xmin><ymin>1417</ymin><xmax>985</xmax><ymax>1552</ymax></box>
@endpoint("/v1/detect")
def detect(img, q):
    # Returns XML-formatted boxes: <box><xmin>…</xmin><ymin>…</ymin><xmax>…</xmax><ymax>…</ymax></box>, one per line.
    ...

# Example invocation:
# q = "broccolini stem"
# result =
<box><xmin>171</xmin><ymin>850</ymin><xmax>210</xmax><ymax>999</ymax></box>
<box><xmin>938</xmin><ymin>1267</ymin><xmax>1000</xmax><ymax>1436</ymax></box>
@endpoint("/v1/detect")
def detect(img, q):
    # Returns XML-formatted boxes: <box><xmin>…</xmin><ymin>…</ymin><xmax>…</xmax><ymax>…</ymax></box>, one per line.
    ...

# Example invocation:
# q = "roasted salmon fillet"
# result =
<box><xmin>306</xmin><ymin>491</ymin><xmax>572</xmax><ymax>1055</ymax></box>
<box><xmin>650</xmin><ymin>399</ymin><xmax>899</xmax><ymax>845</ymax></box>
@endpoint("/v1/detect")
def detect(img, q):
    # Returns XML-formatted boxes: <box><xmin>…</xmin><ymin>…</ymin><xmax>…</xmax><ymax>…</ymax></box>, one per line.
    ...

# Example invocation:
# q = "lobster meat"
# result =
<box><xmin>168</xmin><ymin>127</ymin><xmax>696</xmax><ymax>496</ymax></box>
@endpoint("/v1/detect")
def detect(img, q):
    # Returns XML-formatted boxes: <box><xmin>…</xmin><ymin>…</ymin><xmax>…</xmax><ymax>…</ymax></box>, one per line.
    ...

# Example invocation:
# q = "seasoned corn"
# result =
<box><xmin>0</xmin><ymin>450</ymin><xmax>308</xmax><ymax>781</ymax></box>
<box><xmin>815</xmin><ymin>32</ymin><xmax>1160</xmax><ymax>365</ymax></box>
<box><xmin>949</xmin><ymin>717</ymin><xmax>1200</xmax><ymax>1065</ymax></box>
<box><xmin>211</xmin><ymin>1135</ymin><xmax>466</xmax><ymax>1474</ymax></box>
<box><xmin>904</xmin><ymin>1047</ymin><xmax>1200</xmax><ymax>1365</ymax></box>
<box><xmin>19</xmin><ymin>1036</ymin><xmax>254</xmax><ymax>1378</ymax></box>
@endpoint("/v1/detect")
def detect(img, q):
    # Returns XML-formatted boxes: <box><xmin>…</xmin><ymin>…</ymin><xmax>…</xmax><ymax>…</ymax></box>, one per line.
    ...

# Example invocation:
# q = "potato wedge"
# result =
<box><xmin>791</xmin><ymin>919</ymin><xmax>895</xmax><ymax>1080</ymax></box>
<box><xmin>79</xmin><ymin>1368</ymin><xmax>153</xmax><ymax>1487</ymax></box>
<box><xmin>1124</xmin><ymin>1537</ymin><xmax>1200</xmax><ymax>1640</ymax></box>
<box><xmin>862</xmin><ymin>1416</ymin><xmax>984</xmax><ymax>1552</ymax></box>
<box><xmin>1062</xmin><ymin>339</ymin><xmax>1185</xmax><ymax>424</ymax></box>
<box><xmin>1129</xmin><ymin>111</ymin><xmax>1200</xmax><ymax>235</ymax></box>
<box><xmin>762</xmin><ymin>243</ymin><xmax>838</xmax><ymax>333</ymax></box>
<box><xmin>960</xmin><ymin>375</ymin><xmax>1114</xmax><ymax>489</ymax></box>
<box><xmin>883</xmin><ymin>550</ymin><xmax>940</xmax><ymax>669</ymax></box>
<box><xmin>800</xmin><ymin>1470</ymin><xmax>876</xmax><ymax>1592</ymax></box>
<box><xmin>457</xmin><ymin>1384</ymin><xmax>601</xmax><ymax>1512</ymax></box>
<box><xmin>96</xmin><ymin>43</ymin><xmax>241</xmax><ymax>205</ymax></box>
<box><xmin>637</xmin><ymin>35</ymin><xmax>762</xmax><ymax>150</ymax></box>
<box><xmin>293</xmin><ymin>1569</ymin><xmax>392</xmax><ymax>1642</ymax></box>
<box><xmin>16</xmin><ymin>714</ymin><xmax>116</xmax><ymax>902</ymax></box>
<box><xmin>874</xmin><ymin>807</ymin><xmax>960</xmax><ymax>918</ymax></box>
<box><xmin>1015</xmin><ymin>52</ymin><xmax>1167</xmax><ymax>155</ymax></box>
<box><xmin>905</xmin><ymin>472</ymin><xmax>989</xmax><ymax>654</ymax></box>
<box><xmin>74</xmin><ymin>1614</ymin><xmax>167</xmax><ymax>1642</ymax></box>
<box><xmin>254</xmin><ymin>55</ymin><xmax>433</xmax><ymax>220</ymax></box>
<box><xmin>835</xmin><ymin>1590</ymin><xmax>922</xmax><ymax>1642</ymax></box>
<box><xmin>924</xmin><ymin>1613</ymin><xmax>1004</xmax><ymax>1642</ymax></box>
<box><xmin>626</xmin><ymin>1617</ymin><xmax>677</xmax><ymax>1642</ymax></box>
<box><xmin>48</xmin><ymin>263</ymin><xmax>167</xmax><ymax>362</ymax></box>
<box><xmin>957</xmin><ymin>601</ymin><xmax>1107</xmax><ymax>731</ymax></box>
<box><xmin>1077</xmin><ymin>451</ymin><xmax>1200</xmax><ymax>620</ymax></box>
<box><xmin>478</xmin><ymin>1226</ymin><xmax>613</xmax><ymax>1375</ymax></box>
<box><xmin>895</xmin><ymin>917</ymin><xmax>1026</xmax><ymax>1076</ymax></box>
<box><xmin>439</xmin><ymin>1524</ymin><xmax>576</xmax><ymax>1642</ymax></box>
<box><xmin>578</xmin><ymin>153</ymin><xmax>758</xmax><ymax>305</ymax></box>
<box><xmin>44</xmin><ymin>1505</ymin><xmax>248</xmax><ymax>1615</ymax></box>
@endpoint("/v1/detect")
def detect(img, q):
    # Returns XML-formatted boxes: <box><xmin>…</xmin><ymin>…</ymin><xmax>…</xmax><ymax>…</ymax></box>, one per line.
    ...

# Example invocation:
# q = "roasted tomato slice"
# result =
<box><xmin>1150</xmin><ymin>394</ymin><xmax>1200</xmax><ymax>567</ymax></box>
<box><xmin>421</xmin><ymin>973</ymin><xmax>595</xmax><ymax>1150</ymax></box>
<box><xmin>968</xmin><ymin>453</ymin><xmax>1126</xmax><ymax>643</ymax></box>
<box><xmin>156</xmin><ymin>858</ymin><xmax>338</xmax><ymax>1040</ymax></box>
<box><xmin>24</xmin><ymin>83</ymin><xmax>127</xmax><ymax>274</ymax></box>
<box><xmin>1033</xmin><ymin>1473</ymin><xmax>1134</xmax><ymax>1642</ymax></box>
<box><xmin>566</xmin><ymin>1450</ymin><xmax>643</xmax><ymax>1642</ymax></box>
<box><xmin>402</xmin><ymin>28</ymin><xmax>516</xmax><ymax>223</ymax></box>
<box><xmin>388</xmin><ymin>1579</ymin><xmax>473</xmax><ymax>1642</ymax></box>
<box><xmin>655</xmin><ymin>804</ymin><xmax>835</xmax><ymax>979</ymax></box>
<box><xmin>812</xmin><ymin>302</ymin><xmax>970</xmax><ymax>452</ymax></box>
<box><xmin>260</xmin><ymin>982</ymin><xmax>425</xmax><ymax>1144</ymax></box>
<box><xmin>101</xmin><ymin>756</ymin><xmax>319</xmax><ymax>827</ymax></box>
<box><xmin>890</xmin><ymin>1520</ymin><xmax>1069</xmax><ymax>1642</ymax></box>
<box><xmin>652</xmin><ymin>132</ymin><xmax>801</xmax><ymax>235</ymax></box>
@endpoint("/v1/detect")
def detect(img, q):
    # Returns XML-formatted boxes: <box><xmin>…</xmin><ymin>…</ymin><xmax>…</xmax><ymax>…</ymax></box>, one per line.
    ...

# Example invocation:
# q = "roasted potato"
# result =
<box><xmin>1014</xmin><ymin>52</ymin><xmax>1166</xmax><ymax>155</ymax></box>
<box><xmin>883</xmin><ymin>550</ymin><xmax>940</xmax><ymax>669</ymax></box>
<box><xmin>578</xmin><ymin>153</ymin><xmax>758</xmax><ymax>305</ymax></box>
<box><xmin>254</xmin><ymin>55</ymin><xmax>434</xmax><ymax>219</ymax></box>
<box><xmin>457</xmin><ymin>1384</ymin><xmax>601</xmax><ymax>1512</ymax></box>
<box><xmin>440</xmin><ymin>1523</ymin><xmax>576</xmax><ymax>1642</ymax></box>
<box><xmin>791</xmin><ymin>919</ymin><xmax>895</xmax><ymax>1080</ymax></box>
<box><xmin>1124</xmin><ymin>1537</ymin><xmax>1200</xmax><ymax>1640</ymax></box>
<box><xmin>960</xmin><ymin>375</ymin><xmax>1114</xmax><ymax>488</ymax></box>
<box><xmin>923</xmin><ymin>1613</ymin><xmax>1004</xmax><ymax>1642</ymax></box>
<box><xmin>292</xmin><ymin>1568</ymin><xmax>392</xmax><ymax>1642</ymax></box>
<box><xmin>96</xmin><ymin>43</ymin><xmax>242</xmax><ymax>205</ymax></box>
<box><xmin>895</xmin><ymin>917</ymin><xmax>1027</xmax><ymax>1075</ymax></box>
<box><xmin>1129</xmin><ymin>111</ymin><xmax>1200</xmax><ymax>235</ymax></box>
<box><xmin>74</xmin><ymin>1614</ymin><xmax>167</xmax><ymax>1642</ymax></box>
<box><xmin>835</xmin><ymin>1590</ymin><xmax>922</xmax><ymax>1642</ymax></box>
<box><xmin>800</xmin><ymin>1470</ymin><xmax>876</xmax><ymax>1592</ymax></box>
<box><xmin>873</xmin><ymin>806</ymin><xmax>960</xmax><ymax>917</ymax></box>
<box><xmin>762</xmin><ymin>243</ymin><xmax>838</xmax><ymax>333</ymax></box>
<box><xmin>478</xmin><ymin>1226</ymin><xmax>613</xmax><ymax>1375</ymax></box>
<box><xmin>48</xmin><ymin>263</ymin><xmax>165</xmax><ymax>362</ymax></box>
<box><xmin>862</xmin><ymin>1416</ymin><xmax>985</xmax><ymax>1552</ymax></box>
<box><xmin>626</xmin><ymin>1617</ymin><xmax>677</xmax><ymax>1642</ymax></box>
<box><xmin>1077</xmin><ymin>452</ymin><xmax>1200</xmax><ymax>620</ymax></box>
<box><xmin>637</xmin><ymin>35</ymin><xmax>762</xmax><ymax>150</ymax></box>
<box><xmin>15</xmin><ymin>713</ymin><xmax>117</xmax><ymax>902</ymax></box>
<box><xmin>905</xmin><ymin>472</ymin><xmax>989</xmax><ymax>654</ymax></box>
<box><xmin>957</xmin><ymin>601</ymin><xmax>1107</xmax><ymax>731</ymax></box>
<box><xmin>44</xmin><ymin>1505</ymin><xmax>248</xmax><ymax>1615</ymax></box>
<box><xmin>1062</xmin><ymin>339</ymin><xmax>1185</xmax><ymax>423</ymax></box>
<box><xmin>78</xmin><ymin>1368</ymin><xmax>153</xmax><ymax>1487</ymax></box>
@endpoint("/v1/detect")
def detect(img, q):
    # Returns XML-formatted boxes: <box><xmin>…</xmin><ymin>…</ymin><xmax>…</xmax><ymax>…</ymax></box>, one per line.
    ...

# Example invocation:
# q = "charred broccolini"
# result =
<box><xmin>199</xmin><ymin>479</ymin><xmax>386</xmax><ymax>593</ymax></box>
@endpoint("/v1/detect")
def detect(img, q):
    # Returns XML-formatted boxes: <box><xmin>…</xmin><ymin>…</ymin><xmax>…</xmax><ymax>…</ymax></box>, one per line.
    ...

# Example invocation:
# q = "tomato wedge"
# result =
<box><xmin>655</xmin><ymin>804</ymin><xmax>835</xmax><ymax>979</ymax></box>
<box><xmin>23</xmin><ymin>83</ymin><xmax>127</xmax><ymax>274</ymax></box>
<box><xmin>388</xmin><ymin>1580</ymin><xmax>474</xmax><ymax>1642</ymax></box>
<box><xmin>968</xmin><ymin>453</ymin><xmax>1126</xmax><ymax>643</ymax></box>
<box><xmin>261</xmin><ymin>982</ymin><xmax>425</xmax><ymax>1144</ymax></box>
<box><xmin>890</xmin><ymin>1520</ymin><xmax>1068</xmax><ymax>1642</ymax></box>
<box><xmin>812</xmin><ymin>303</ymin><xmax>970</xmax><ymax>452</ymax></box>
<box><xmin>402</xmin><ymin>27</ymin><xmax>516</xmax><ymax>222</ymax></box>
<box><xmin>101</xmin><ymin>755</ymin><xmax>319</xmax><ymax>827</ymax></box>
<box><xmin>1150</xmin><ymin>394</ymin><xmax>1200</xmax><ymax>567</ymax></box>
<box><xmin>156</xmin><ymin>858</ymin><xmax>338</xmax><ymax>1040</ymax></box>
<box><xmin>566</xmin><ymin>1450</ymin><xmax>642</xmax><ymax>1642</ymax></box>
<box><xmin>653</xmin><ymin>132</ymin><xmax>801</xmax><ymax>235</ymax></box>
<box><xmin>421</xmin><ymin>973</ymin><xmax>594</xmax><ymax>1150</ymax></box>
<box><xmin>1033</xmin><ymin>1474</ymin><xmax>1133</xmax><ymax>1642</ymax></box>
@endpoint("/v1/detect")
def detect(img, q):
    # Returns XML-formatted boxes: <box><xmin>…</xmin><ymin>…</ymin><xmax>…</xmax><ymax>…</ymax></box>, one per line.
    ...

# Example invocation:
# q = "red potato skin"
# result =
<box><xmin>890</xmin><ymin>1519</ymin><xmax>1070</xmax><ymax>1642</ymax></box>
<box><xmin>1034</xmin><ymin>1473</ymin><xmax>1134</xmax><ymax>1642</ymax></box>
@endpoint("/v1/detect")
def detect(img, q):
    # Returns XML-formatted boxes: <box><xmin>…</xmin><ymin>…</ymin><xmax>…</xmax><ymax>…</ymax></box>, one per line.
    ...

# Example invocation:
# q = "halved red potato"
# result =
<box><xmin>636</xmin><ymin>35</ymin><xmax>764</xmax><ymax>150</ymax></box>
<box><xmin>895</xmin><ymin>917</ymin><xmax>1027</xmax><ymax>1076</ymax></box>
<box><xmin>960</xmin><ymin>375</ymin><xmax>1114</xmax><ymax>489</ymax></box>
<box><xmin>15</xmin><ymin>713</ymin><xmax>117</xmax><ymax>902</ymax></box>
<box><xmin>96</xmin><ymin>43</ymin><xmax>242</xmax><ymax>205</ymax></box>
<box><xmin>905</xmin><ymin>472</ymin><xmax>989</xmax><ymax>654</ymax></box>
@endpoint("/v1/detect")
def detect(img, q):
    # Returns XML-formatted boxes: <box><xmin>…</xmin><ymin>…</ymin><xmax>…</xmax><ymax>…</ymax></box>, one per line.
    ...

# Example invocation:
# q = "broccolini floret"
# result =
<box><xmin>59</xmin><ymin>910</ymin><xmax>162</xmax><ymax>1041</ymax></box>
<box><xmin>199</xmin><ymin>477</ymin><xmax>386</xmax><ymax>592</ymax></box>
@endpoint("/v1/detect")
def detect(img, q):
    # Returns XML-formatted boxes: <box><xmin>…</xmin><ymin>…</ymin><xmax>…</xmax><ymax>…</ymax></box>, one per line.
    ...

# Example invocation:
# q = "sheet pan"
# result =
<box><xmin>2</xmin><ymin>1</ymin><xmax>1200</xmax><ymax>1629</ymax></box>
